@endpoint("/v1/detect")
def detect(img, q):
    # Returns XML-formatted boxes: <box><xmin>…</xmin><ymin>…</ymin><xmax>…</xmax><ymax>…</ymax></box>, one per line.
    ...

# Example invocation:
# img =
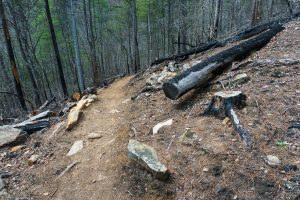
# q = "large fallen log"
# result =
<box><xmin>163</xmin><ymin>25</ymin><xmax>284</xmax><ymax>100</ymax></box>
<box><xmin>151</xmin><ymin>13</ymin><xmax>299</xmax><ymax>66</ymax></box>
<box><xmin>13</xmin><ymin>119</ymin><xmax>50</xmax><ymax>133</ymax></box>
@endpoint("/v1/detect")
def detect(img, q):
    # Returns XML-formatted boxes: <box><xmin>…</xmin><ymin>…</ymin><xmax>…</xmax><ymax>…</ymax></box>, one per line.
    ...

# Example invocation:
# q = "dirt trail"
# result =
<box><xmin>34</xmin><ymin>77</ymin><xmax>134</xmax><ymax>199</ymax></box>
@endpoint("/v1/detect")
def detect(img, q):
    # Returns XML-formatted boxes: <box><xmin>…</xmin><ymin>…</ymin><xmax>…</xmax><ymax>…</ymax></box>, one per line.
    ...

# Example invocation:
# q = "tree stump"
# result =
<box><xmin>205</xmin><ymin>91</ymin><xmax>252</xmax><ymax>148</ymax></box>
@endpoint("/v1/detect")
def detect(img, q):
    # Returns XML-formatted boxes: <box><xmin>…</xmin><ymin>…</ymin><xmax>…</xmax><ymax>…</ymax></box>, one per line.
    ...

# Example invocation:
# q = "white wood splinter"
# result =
<box><xmin>205</xmin><ymin>91</ymin><xmax>252</xmax><ymax>148</ymax></box>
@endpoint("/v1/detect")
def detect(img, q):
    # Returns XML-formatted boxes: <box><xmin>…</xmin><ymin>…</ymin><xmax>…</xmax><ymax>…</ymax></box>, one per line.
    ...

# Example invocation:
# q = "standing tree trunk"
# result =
<box><xmin>0</xmin><ymin>0</ymin><xmax>27</xmax><ymax>111</ymax></box>
<box><xmin>70</xmin><ymin>0</ymin><xmax>85</xmax><ymax>92</ymax></box>
<box><xmin>88</xmin><ymin>0</ymin><xmax>100</xmax><ymax>86</ymax></box>
<box><xmin>147</xmin><ymin>0</ymin><xmax>152</xmax><ymax>65</ymax></box>
<box><xmin>131</xmin><ymin>0</ymin><xmax>140</xmax><ymax>72</ymax></box>
<box><xmin>44</xmin><ymin>0</ymin><xmax>68</xmax><ymax>96</ymax></box>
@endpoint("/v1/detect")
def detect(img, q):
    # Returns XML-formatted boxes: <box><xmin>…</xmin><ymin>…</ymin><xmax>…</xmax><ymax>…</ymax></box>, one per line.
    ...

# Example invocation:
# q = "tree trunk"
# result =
<box><xmin>44</xmin><ymin>0</ymin><xmax>68</xmax><ymax>96</ymax></box>
<box><xmin>70</xmin><ymin>0</ymin><xmax>85</xmax><ymax>92</ymax></box>
<box><xmin>0</xmin><ymin>0</ymin><xmax>27</xmax><ymax>111</ymax></box>
<box><xmin>163</xmin><ymin>25</ymin><xmax>284</xmax><ymax>100</ymax></box>
<box><xmin>88</xmin><ymin>0</ymin><xmax>100</xmax><ymax>86</ymax></box>
<box><xmin>131</xmin><ymin>0</ymin><xmax>140</xmax><ymax>72</ymax></box>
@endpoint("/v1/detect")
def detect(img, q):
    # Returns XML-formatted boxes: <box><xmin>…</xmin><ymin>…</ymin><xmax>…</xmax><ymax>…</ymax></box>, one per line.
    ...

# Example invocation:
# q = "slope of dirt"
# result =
<box><xmin>1</xmin><ymin>19</ymin><xmax>299</xmax><ymax>200</ymax></box>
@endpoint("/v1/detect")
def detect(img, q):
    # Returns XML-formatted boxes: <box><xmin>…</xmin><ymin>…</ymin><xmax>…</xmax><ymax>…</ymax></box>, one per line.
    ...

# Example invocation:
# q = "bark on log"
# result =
<box><xmin>163</xmin><ymin>25</ymin><xmax>284</xmax><ymax>100</ymax></box>
<box><xmin>151</xmin><ymin>13</ymin><xmax>299</xmax><ymax>66</ymax></box>
<box><xmin>205</xmin><ymin>91</ymin><xmax>252</xmax><ymax>148</ymax></box>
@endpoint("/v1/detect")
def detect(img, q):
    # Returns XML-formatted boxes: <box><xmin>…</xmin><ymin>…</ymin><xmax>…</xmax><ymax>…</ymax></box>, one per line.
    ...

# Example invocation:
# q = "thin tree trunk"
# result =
<box><xmin>0</xmin><ymin>0</ymin><xmax>27</xmax><ymax>111</ymax></box>
<box><xmin>88</xmin><ymin>0</ymin><xmax>100</xmax><ymax>86</ymax></box>
<box><xmin>70</xmin><ymin>0</ymin><xmax>85</xmax><ymax>92</ymax></box>
<box><xmin>44</xmin><ymin>0</ymin><xmax>68</xmax><ymax>96</ymax></box>
<box><xmin>131</xmin><ymin>0</ymin><xmax>140</xmax><ymax>72</ymax></box>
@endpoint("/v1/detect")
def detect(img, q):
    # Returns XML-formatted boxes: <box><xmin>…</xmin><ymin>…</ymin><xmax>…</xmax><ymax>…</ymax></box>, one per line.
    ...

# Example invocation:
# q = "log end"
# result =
<box><xmin>163</xmin><ymin>82</ymin><xmax>179</xmax><ymax>100</ymax></box>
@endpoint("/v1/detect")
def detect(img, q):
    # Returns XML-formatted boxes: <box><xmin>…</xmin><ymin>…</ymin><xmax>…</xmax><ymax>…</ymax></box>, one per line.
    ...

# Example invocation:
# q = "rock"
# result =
<box><xmin>128</xmin><ymin>140</ymin><xmax>169</xmax><ymax>180</ymax></box>
<box><xmin>67</xmin><ymin>140</ymin><xmax>83</xmax><ymax>156</ymax></box>
<box><xmin>222</xmin><ymin>117</ymin><xmax>231</xmax><ymax>126</ymax></box>
<box><xmin>11</xmin><ymin>145</ymin><xmax>25</xmax><ymax>152</ymax></box>
<box><xmin>182</xmin><ymin>63</ymin><xmax>190</xmax><ymax>71</ymax></box>
<box><xmin>28</xmin><ymin>154</ymin><xmax>39</xmax><ymax>166</ymax></box>
<box><xmin>232</xmin><ymin>73</ymin><xmax>250</xmax><ymax>85</ymax></box>
<box><xmin>265</xmin><ymin>155</ymin><xmax>281</xmax><ymax>167</ymax></box>
<box><xmin>0</xmin><ymin>178</ymin><xmax>7</xmax><ymax>197</ymax></box>
<box><xmin>203</xmin><ymin>167</ymin><xmax>209</xmax><ymax>172</ymax></box>
<box><xmin>167</xmin><ymin>61</ymin><xmax>176</xmax><ymax>72</ymax></box>
<box><xmin>87</xmin><ymin>133</ymin><xmax>103</xmax><ymax>140</ymax></box>
<box><xmin>179</xmin><ymin>129</ymin><xmax>197</xmax><ymax>145</ymax></box>
<box><xmin>284</xmin><ymin>164</ymin><xmax>298</xmax><ymax>172</ymax></box>
<box><xmin>0</xmin><ymin>126</ymin><xmax>27</xmax><ymax>148</ymax></box>
<box><xmin>152</xmin><ymin>119</ymin><xmax>173</xmax><ymax>135</ymax></box>
<box><xmin>146</xmin><ymin>73</ymin><xmax>159</xmax><ymax>86</ymax></box>
<box><xmin>66</xmin><ymin>110</ymin><xmax>82</xmax><ymax>130</ymax></box>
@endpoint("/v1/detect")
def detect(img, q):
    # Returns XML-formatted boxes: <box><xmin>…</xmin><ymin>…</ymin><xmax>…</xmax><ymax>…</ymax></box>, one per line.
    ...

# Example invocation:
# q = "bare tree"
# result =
<box><xmin>44</xmin><ymin>0</ymin><xmax>68</xmax><ymax>96</ymax></box>
<box><xmin>70</xmin><ymin>0</ymin><xmax>85</xmax><ymax>92</ymax></box>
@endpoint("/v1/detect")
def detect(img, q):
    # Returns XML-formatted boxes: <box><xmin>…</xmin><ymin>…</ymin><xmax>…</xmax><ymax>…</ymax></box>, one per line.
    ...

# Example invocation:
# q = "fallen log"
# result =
<box><xmin>13</xmin><ymin>119</ymin><xmax>50</xmax><ymax>133</ymax></box>
<box><xmin>163</xmin><ymin>25</ymin><xmax>284</xmax><ymax>100</ymax></box>
<box><xmin>205</xmin><ymin>91</ymin><xmax>252</xmax><ymax>148</ymax></box>
<box><xmin>151</xmin><ymin>13</ymin><xmax>299</xmax><ymax>66</ymax></box>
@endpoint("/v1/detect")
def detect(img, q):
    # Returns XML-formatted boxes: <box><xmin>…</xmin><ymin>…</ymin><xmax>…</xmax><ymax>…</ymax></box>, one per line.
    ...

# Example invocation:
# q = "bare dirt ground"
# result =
<box><xmin>1</xmin><ymin>19</ymin><xmax>299</xmax><ymax>200</ymax></box>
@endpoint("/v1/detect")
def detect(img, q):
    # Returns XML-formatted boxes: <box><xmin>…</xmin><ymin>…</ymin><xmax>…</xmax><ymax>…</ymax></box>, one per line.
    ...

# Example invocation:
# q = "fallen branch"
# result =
<box><xmin>131</xmin><ymin>85</ymin><xmax>162</xmax><ymax>100</ymax></box>
<box><xmin>56</xmin><ymin>161</ymin><xmax>80</xmax><ymax>180</ymax></box>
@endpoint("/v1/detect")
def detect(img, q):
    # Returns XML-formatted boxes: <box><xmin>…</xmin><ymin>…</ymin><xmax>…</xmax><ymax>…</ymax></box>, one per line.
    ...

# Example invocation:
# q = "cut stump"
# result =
<box><xmin>205</xmin><ymin>91</ymin><xmax>252</xmax><ymax>148</ymax></box>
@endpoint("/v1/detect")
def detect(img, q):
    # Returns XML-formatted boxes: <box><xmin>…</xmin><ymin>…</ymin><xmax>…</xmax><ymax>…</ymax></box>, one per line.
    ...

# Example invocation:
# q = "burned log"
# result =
<box><xmin>163</xmin><ymin>25</ymin><xmax>284</xmax><ymax>100</ymax></box>
<box><xmin>205</xmin><ymin>91</ymin><xmax>252</xmax><ymax>148</ymax></box>
<box><xmin>13</xmin><ymin>119</ymin><xmax>50</xmax><ymax>133</ymax></box>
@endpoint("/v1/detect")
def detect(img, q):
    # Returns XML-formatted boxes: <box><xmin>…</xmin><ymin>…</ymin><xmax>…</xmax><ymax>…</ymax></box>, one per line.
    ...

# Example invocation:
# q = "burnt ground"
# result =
<box><xmin>0</xmin><ymin>19</ymin><xmax>299</xmax><ymax>200</ymax></box>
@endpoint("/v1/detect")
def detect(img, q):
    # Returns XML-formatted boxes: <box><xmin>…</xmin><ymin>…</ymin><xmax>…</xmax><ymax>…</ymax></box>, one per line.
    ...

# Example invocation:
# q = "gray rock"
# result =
<box><xmin>265</xmin><ymin>155</ymin><xmax>281</xmax><ymax>167</ymax></box>
<box><xmin>232</xmin><ymin>73</ymin><xmax>250</xmax><ymax>85</ymax></box>
<box><xmin>0</xmin><ymin>126</ymin><xmax>27</xmax><ymax>148</ymax></box>
<box><xmin>128</xmin><ymin>140</ymin><xmax>169</xmax><ymax>180</ymax></box>
<box><xmin>167</xmin><ymin>61</ymin><xmax>176</xmax><ymax>72</ymax></box>
<box><xmin>179</xmin><ymin>129</ymin><xmax>197</xmax><ymax>145</ymax></box>
<box><xmin>0</xmin><ymin>178</ymin><xmax>7</xmax><ymax>197</ymax></box>
<box><xmin>67</xmin><ymin>140</ymin><xmax>83</xmax><ymax>156</ymax></box>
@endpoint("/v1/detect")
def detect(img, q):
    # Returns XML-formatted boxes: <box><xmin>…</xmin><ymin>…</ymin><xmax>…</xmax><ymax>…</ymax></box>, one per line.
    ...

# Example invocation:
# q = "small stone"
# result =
<box><xmin>222</xmin><ymin>117</ymin><xmax>231</xmax><ymax>126</ymax></box>
<box><xmin>284</xmin><ymin>164</ymin><xmax>298</xmax><ymax>172</ymax></box>
<box><xmin>87</xmin><ymin>133</ymin><xmax>103</xmax><ymax>140</ymax></box>
<box><xmin>28</xmin><ymin>154</ymin><xmax>39</xmax><ymax>166</ymax></box>
<box><xmin>179</xmin><ymin>129</ymin><xmax>197</xmax><ymax>145</ymax></box>
<box><xmin>11</xmin><ymin>145</ymin><xmax>25</xmax><ymax>152</ymax></box>
<box><xmin>152</xmin><ymin>119</ymin><xmax>173</xmax><ymax>135</ymax></box>
<box><xmin>233</xmin><ymin>195</ymin><xmax>238</xmax><ymax>199</ymax></box>
<box><xmin>203</xmin><ymin>167</ymin><xmax>209</xmax><ymax>172</ymax></box>
<box><xmin>182</xmin><ymin>63</ymin><xmax>190</xmax><ymax>71</ymax></box>
<box><xmin>167</xmin><ymin>61</ymin><xmax>176</xmax><ymax>72</ymax></box>
<box><xmin>232</xmin><ymin>73</ymin><xmax>250</xmax><ymax>85</ymax></box>
<box><xmin>67</xmin><ymin>140</ymin><xmax>83</xmax><ymax>156</ymax></box>
<box><xmin>265</xmin><ymin>155</ymin><xmax>281</xmax><ymax>167</ymax></box>
<box><xmin>128</xmin><ymin>140</ymin><xmax>169</xmax><ymax>180</ymax></box>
